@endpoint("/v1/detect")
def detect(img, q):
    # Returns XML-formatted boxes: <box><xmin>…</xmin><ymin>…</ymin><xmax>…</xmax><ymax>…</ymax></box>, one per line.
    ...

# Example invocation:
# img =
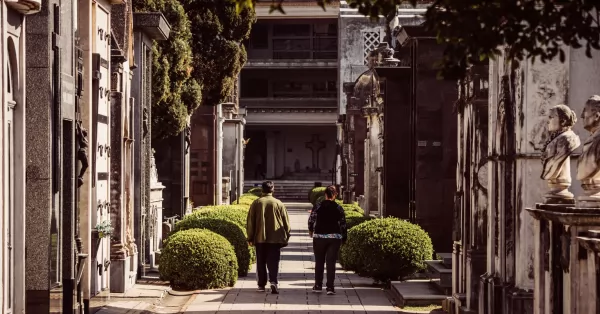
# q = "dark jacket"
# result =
<box><xmin>308</xmin><ymin>200</ymin><xmax>347</xmax><ymax>240</ymax></box>
<box><xmin>246</xmin><ymin>194</ymin><xmax>291</xmax><ymax>244</ymax></box>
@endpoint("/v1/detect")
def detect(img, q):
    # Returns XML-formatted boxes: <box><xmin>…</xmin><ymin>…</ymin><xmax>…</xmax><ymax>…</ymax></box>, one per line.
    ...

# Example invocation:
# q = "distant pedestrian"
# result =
<box><xmin>308</xmin><ymin>185</ymin><xmax>347</xmax><ymax>295</ymax></box>
<box><xmin>246</xmin><ymin>181</ymin><xmax>291</xmax><ymax>294</ymax></box>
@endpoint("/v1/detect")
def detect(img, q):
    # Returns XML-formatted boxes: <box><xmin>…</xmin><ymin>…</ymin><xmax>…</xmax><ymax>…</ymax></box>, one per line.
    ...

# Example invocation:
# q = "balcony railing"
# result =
<box><xmin>249</xmin><ymin>34</ymin><xmax>338</xmax><ymax>60</ymax></box>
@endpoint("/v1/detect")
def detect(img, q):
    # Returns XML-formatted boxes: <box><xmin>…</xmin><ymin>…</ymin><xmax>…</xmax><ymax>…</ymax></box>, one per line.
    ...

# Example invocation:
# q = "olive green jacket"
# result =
<box><xmin>246</xmin><ymin>194</ymin><xmax>291</xmax><ymax>244</ymax></box>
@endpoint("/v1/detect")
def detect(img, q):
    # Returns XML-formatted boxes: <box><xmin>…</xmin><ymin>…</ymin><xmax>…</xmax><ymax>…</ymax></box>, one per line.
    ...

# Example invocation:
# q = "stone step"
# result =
<box><xmin>437</xmin><ymin>252</ymin><xmax>452</xmax><ymax>267</ymax></box>
<box><xmin>430</xmin><ymin>278</ymin><xmax>452</xmax><ymax>294</ymax></box>
<box><xmin>390</xmin><ymin>280</ymin><xmax>447</xmax><ymax>307</ymax></box>
<box><xmin>425</xmin><ymin>260</ymin><xmax>452</xmax><ymax>289</ymax></box>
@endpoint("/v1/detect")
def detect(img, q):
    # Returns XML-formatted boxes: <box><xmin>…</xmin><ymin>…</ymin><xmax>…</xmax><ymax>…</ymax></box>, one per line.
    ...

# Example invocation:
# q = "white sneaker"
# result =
<box><xmin>270</xmin><ymin>283</ymin><xmax>279</xmax><ymax>294</ymax></box>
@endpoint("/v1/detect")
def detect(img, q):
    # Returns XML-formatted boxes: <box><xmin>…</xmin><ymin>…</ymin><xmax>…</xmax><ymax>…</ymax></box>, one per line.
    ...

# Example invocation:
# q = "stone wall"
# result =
<box><xmin>452</xmin><ymin>46</ymin><xmax>600</xmax><ymax>313</ymax></box>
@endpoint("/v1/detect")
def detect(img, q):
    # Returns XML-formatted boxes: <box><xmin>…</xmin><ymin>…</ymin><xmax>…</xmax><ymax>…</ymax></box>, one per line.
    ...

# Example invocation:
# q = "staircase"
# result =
<box><xmin>244</xmin><ymin>180</ymin><xmax>318</xmax><ymax>202</ymax></box>
<box><xmin>390</xmin><ymin>253</ymin><xmax>453</xmax><ymax>307</ymax></box>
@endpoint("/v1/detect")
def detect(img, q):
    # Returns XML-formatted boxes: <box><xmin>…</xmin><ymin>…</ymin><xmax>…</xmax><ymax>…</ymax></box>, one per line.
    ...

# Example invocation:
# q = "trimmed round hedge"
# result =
<box><xmin>247</xmin><ymin>187</ymin><xmax>263</xmax><ymax>197</ymax></box>
<box><xmin>344</xmin><ymin>210</ymin><xmax>363</xmax><ymax>219</ymax></box>
<box><xmin>340</xmin><ymin>217</ymin><xmax>433</xmax><ymax>282</ymax></box>
<box><xmin>193</xmin><ymin>204</ymin><xmax>249</xmax><ymax>213</ymax></box>
<box><xmin>346</xmin><ymin>215</ymin><xmax>373</xmax><ymax>230</ymax></box>
<box><xmin>309</xmin><ymin>187</ymin><xmax>326</xmax><ymax>205</ymax></box>
<box><xmin>160</xmin><ymin>228</ymin><xmax>238</xmax><ymax>290</ymax></box>
<box><xmin>173</xmin><ymin>217</ymin><xmax>254</xmax><ymax>277</ymax></box>
<box><xmin>315</xmin><ymin>195</ymin><xmax>343</xmax><ymax>206</ymax></box>
<box><xmin>191</xmin><ymin>206</ymin><xmax>248</xmax><ymax>228</ymax></box>
<box><xmin>341</xmin><ymin>203</ymin><xmax>364</xmax><ymax>215</ymax></box>
<box><xmin>233</xmin><ymin>193</ymin><xmax>259</xmax><ymax>206</ymax></box>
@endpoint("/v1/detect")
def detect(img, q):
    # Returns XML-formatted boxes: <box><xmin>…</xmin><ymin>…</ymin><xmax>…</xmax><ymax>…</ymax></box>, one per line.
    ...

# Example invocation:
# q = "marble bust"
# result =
<box><xmin>541</xmin><ymin>104</ymin><xmax>581</xmax><ymax>203</ymax></box>
<box><xmin>577</xmin><ymin>95</ymin><xmax>600</xmax><ymax>207</ymax></box>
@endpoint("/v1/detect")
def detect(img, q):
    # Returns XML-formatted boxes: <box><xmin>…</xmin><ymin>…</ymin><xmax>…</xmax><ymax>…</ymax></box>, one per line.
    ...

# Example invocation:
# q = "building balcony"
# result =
<box><xmin>245</xmin><ymin>59</ymin><xmax>337</xmax><ymax>69</ymax></box>
<box><xmin>245</xmin><ymin>106</ymin><xmax>338</xmax><ymax>126</ymax></box>
<box><xmin>241</xmin><ymin>97</ymin><xmax>337</xmax><ymax>108</ymax></box>
<box><xmin>5</xmin><ymin>0</ymin><xmax>41</xmax><ymax>14</ymax></box>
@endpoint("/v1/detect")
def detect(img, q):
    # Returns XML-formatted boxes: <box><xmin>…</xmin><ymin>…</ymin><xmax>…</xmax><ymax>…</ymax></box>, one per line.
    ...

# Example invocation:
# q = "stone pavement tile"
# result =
<box><xmin>94</xmin><ymin>301</ymin><xmax>147</xmax><ymax>314</ymax></box>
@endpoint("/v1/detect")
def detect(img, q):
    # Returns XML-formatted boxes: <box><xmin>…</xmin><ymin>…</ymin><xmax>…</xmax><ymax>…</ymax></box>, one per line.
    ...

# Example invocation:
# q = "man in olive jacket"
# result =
<box><xmin>246</xmin><ymin>181</ymin><xmax>291</xmax><ymax>294</ymax></box>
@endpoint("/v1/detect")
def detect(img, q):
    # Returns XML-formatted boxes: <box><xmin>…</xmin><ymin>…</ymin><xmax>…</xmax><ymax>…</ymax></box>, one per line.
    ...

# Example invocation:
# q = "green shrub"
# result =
<box><xmin>174</xmin><ymin>217</ymin><xmax>254</xmax><ymax>276</ymax></box>
<box><xmin>193</xmin><ymin>204</ymin><xmax>249</xmax><ymax>212</ymax></box>
<box><xmin>309</xmin><ymin>187</ymin><xmax>326</xmax><ymax>205</ymax></box>
<box><xmin>344</xmin><ymin>210</ymin><xmax>363</xmax><ymax>219</ymax></box>
<box><xmin>233</xmin><ymin>193</ymin><xmax>259</xmax><ymax>206</ymax></box>
<box><xmin>315</xmin><ymin>195</ymin><xmax>343</xmax><ymax>207</ymax></box>
<box><xmin>247</xmin><ymin>187</ymin><xmax>263</xmax><ymax>197</ymax></box>
<box><xmin>346</xmin><ymin>215</ymin><xmax>373</xmax><ymax>230</ymax></box>
<box><xmin>160</xmin><ymin>228</ymin><xmax>238</xmax><ymax>290</ymax></box>
<box><xmin>341</xmin><ymin>203</ymin><xmax>364</xmax><ymax>215</ymax></box>
<box><xmin>340</xmin><ymin>217</ymin><xmax>433</xmax><ymax>282</ymax></box>
<box><xmin>189</xmin><ymin>206</ymin><xmax>248</xmax><ymax>229</ymax></box>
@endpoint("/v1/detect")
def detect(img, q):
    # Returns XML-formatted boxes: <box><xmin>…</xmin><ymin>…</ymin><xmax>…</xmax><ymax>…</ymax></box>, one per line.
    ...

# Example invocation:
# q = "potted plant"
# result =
<box><xmin>95</xmin><ymin>220</ymin><xmax>113</xmax><ymax>239</ymax></box>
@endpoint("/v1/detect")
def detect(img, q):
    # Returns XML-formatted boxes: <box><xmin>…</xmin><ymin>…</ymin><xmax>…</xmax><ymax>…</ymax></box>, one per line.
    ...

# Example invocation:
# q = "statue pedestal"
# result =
<box><xmin>526</xmin><ymin>204</ymin><xmax>600</xmax><ymax>314</ymax></box>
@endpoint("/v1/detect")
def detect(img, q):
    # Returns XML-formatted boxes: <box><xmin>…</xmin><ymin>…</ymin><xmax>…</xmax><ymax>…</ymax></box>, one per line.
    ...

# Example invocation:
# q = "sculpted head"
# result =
<box><xmin>548</xmin><ymin>104</ymin><xmax>577</xmax><ymax>132</ymax></box>
<box><xmin>582</xmin><ymin>95</ymin><xmax>600</xmax><ymax>133</ymax></box>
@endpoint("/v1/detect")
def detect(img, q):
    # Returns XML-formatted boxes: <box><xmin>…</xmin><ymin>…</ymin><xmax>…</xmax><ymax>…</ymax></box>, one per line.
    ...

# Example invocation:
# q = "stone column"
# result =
<box><xmin>221</xmin><ymin>102</ymin><xmax>236</xmax><ymax>202</ymax></box>
<box><xmin>336</xmin><ymin>120</ymin><xmax>343</xmax><ymax>186</ymax></box>
<box><xmin>266</xmin><ymin>132</ymin><xmax>276</xmax><ymax>179</ymax></box>
<box><xmin>577</xmin><ymin>231</ymin><xmax>600</xmax><ymax>314</ymax></box>
<box><xmin>527</xmin><ymin>205</ymin><xmax>600</xmax><ymax>314</ymax></box>
<box><xmin>341</xmin><ymin>83</ymin><xmax>356</xmax><ymax>204</ymax></box>
<box><xmin>215</xmin><ymin>104</ymin><xmax>224</xmax><ymax>204</ymax></box>
<box><xmin>363</xmin><ymin>106</ymin><xmax>381</xmax><ymax>215</ymax></box>
<box><xmin>237</xmin><ymin>113</ymin><xmax>246</xmax><ymax>200</ymax></box>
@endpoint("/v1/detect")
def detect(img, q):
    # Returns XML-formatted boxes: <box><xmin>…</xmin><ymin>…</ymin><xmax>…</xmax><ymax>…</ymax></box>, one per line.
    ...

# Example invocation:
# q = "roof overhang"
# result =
<box><xmin>255</xmin><ymin>2</ymin><xmax>339</xmax><ymax>19</ymax></box>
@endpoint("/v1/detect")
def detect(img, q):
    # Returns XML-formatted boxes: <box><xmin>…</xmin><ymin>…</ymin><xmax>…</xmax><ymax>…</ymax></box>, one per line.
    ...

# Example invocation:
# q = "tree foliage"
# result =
<box><xmin>133</xmin><ymin>0</ymin><xmax>202</xmax><ymax>140</ymax></box>
<box><xmin>425</xmin><ymin>0</ymin><xmax>600</xmax><ymax>79</ymax></box>
<box><xmin>235</xmin><ymin>0</ymin><xmax>600</xmax><ymax>80</ymax></box>
<box><xmin>179</xmin><ymin>0</ymin><xmax>256</xmax><ymax>107</ymax></box>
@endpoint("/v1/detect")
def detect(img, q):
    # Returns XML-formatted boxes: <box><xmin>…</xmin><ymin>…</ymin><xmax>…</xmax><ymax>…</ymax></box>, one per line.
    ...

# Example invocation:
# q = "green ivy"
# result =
<box><xmin>133</xmin><ymin>0</ymin><xmax>201</xmax><ymax>140</ymax></box>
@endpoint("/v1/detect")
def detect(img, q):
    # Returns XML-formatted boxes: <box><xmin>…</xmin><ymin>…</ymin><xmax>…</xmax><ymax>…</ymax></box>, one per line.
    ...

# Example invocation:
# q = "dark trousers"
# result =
<box><xmin>255</xmin><ymin>243</ymin><xmax>282</xmax><ymax>286</ymax></box>
<box><xmin>313</xmin><ymin>238</ymin><xmax>342</xmax><ymax>288</ymax></box>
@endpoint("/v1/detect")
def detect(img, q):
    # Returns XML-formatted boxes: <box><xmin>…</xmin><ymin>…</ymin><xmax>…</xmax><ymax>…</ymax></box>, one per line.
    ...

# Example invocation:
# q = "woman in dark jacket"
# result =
<box><xmin>308</xmin><ymin>185</ymin><xmax>347</xmax><ymax>295</ymax></box>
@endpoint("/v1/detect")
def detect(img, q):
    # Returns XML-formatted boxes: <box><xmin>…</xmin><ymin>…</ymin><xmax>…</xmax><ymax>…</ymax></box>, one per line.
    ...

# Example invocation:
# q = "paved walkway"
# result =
<box><xmin>182</xmin><ymin>205</ymin><xmax>399</xmax><ymax>314</ymax></box>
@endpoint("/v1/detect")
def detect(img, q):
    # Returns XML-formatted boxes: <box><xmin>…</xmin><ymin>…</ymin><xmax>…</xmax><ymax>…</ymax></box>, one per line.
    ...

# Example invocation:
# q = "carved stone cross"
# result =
<box><xmin>305</xmin><ymin>134</ymin><xmax>326</xmax><ymax>171</ymax></box>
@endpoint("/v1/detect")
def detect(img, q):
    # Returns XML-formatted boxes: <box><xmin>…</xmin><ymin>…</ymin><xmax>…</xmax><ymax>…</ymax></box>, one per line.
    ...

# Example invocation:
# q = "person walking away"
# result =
<box><xmin>247</xmin><ymin>181</ymin><xmax>291</xmax><ymax>294</ymax></box>
<box><xmin>308</xmin><ymin>185</ymin><xmax>347</xmax><ymax>295</ymax></box>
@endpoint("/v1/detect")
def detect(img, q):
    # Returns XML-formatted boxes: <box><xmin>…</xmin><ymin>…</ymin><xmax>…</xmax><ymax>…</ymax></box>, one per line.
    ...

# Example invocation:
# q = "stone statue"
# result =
<box><xmin>184</xmin><ymin>123</ymin><xmax>191</xmax><ymax>154</ymax></box>
<box><xmin>577</xmin><ymin>95</ymin><xmax>600</xmax><ymax>206</ymax></box>
<box><xmin>540</xmin><ymin>104</ymin><xmax>580</xmax><ymax>203</ymax></box>
<box><xmin>76</xmin><ymin>120</ymin><xmax>89</xmax><ymax>187</ymax></box>
<box><xmin>142</xmin><ymin>107</ymin><xmax>149</xmax><ymax>138</ymax></box>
